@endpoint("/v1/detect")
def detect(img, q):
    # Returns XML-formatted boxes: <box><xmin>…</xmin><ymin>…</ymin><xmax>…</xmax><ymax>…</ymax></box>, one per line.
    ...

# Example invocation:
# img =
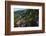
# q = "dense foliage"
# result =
<box><xmin>14</xmin><ymin>9</ymin><xmax>39</xmax><ymax>27</ymax></box>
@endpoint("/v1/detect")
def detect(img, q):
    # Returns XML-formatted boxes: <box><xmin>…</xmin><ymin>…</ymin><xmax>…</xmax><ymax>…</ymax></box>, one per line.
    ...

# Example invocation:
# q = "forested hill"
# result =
<box><xmin>14</xmin><ymin>9</ymin><xmax>39</xmax><ymax>27</ymax></box>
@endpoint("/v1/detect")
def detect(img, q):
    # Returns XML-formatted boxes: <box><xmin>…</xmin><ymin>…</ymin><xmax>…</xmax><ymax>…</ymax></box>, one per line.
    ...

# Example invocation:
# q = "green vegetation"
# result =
<box><xmin>14</xmin><ymin>9</ymin><xmax>39</xmax><ymax>27</ymax></box>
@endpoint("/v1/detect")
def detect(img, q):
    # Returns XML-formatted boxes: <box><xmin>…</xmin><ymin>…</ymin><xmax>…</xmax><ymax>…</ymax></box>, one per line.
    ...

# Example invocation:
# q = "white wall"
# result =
<box><xmin>0</xmin><ymin>0</ymin><xmax>46</xmax><ymax>36</ymax></box>
<box><xmin>0</xmin><ymin>0</ymin><xmax>5</xmax><ymax>36</ymax></box>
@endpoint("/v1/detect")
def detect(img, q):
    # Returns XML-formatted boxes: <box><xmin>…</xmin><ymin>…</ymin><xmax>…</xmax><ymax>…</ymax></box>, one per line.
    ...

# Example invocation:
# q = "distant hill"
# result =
<box><xmin>14</xmin><ymin>9</ymin><xmax>28</xmax><ymax>16</ymax></box>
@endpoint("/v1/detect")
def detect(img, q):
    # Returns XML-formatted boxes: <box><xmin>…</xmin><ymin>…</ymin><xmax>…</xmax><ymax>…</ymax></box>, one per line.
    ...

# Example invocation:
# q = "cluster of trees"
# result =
<box><xmin>14</xmin><ymin>9</ymin><xmax>39</xmax><ymax>27</ymax></box>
